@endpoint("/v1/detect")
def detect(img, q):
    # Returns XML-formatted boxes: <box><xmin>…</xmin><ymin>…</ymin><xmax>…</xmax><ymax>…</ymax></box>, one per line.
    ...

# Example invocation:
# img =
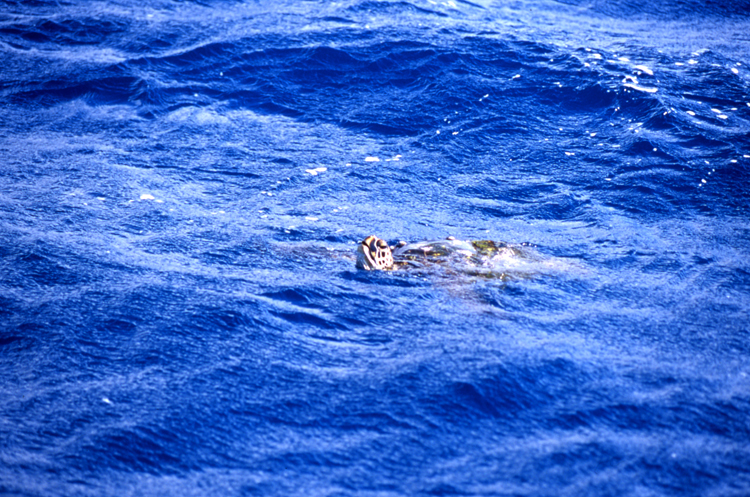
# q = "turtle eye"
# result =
<box><xmin>377</xmin><ymin>239</ymin><xmax>388</xmax><ymax>249</ymax></box>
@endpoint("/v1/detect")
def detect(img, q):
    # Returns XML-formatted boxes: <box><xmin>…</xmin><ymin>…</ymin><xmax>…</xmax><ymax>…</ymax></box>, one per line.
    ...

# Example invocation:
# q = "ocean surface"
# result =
<box><xmin>1</xmin><ymin>1</ymin><xmax>749</xmax><ymax>495</ymax></box>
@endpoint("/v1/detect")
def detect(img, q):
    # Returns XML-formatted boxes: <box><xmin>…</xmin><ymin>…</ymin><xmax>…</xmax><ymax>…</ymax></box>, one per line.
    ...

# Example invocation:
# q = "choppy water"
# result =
<box><xmin>1</xmin><ymin>1</ymin><xmax>750</xmax><ymax>495</ymax></box>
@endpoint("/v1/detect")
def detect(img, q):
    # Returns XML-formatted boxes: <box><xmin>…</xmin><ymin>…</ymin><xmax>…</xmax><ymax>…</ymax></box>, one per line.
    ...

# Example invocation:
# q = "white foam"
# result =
<box><xmin>633</xmin><ymin>65</ymin><xmax>653</xmax><ymax>75</ymax></box>
<box><xmin>623</xmin><ymin>83</ymin><xmax>658</xmax><ymax>93</ymax></box>
<box><xmin>305</xmin><ymin>167</ymin><xmax>327</xmax><ymax>176</ymax></box>
<box><xmin>365</xmin><ymin>157</ymin><xmax>380</xmax><ymax>162</ymax></box>
<box><xmin>167</xmin><ymin>106</ymin><xmax>229</xmax><ymax>125</ymax></box>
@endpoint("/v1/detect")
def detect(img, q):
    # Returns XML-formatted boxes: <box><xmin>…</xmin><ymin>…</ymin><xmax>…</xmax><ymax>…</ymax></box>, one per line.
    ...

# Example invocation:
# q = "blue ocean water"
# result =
<box><xmin>1</xmin><ymin>0</ymin><xmax>750</xmax><ymax>495</ymax></box>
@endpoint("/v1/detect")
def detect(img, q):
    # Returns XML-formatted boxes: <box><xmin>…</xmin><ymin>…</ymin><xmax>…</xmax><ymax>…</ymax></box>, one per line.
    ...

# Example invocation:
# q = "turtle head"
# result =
<box><xmin>356</xmin><ymin>235</ymin><xmax>394</xmax><ymax>270</ymax></box>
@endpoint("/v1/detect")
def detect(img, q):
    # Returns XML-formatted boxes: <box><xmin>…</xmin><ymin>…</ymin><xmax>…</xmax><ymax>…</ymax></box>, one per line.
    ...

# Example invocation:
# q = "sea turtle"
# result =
<box><xmin>356</xmin><ymin>235</ymin><xmax>524</xmax><ymax>277</ymax></box>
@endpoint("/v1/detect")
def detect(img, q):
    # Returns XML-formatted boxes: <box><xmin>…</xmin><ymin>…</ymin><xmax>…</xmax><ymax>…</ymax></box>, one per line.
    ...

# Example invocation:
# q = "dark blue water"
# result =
<box><xmin>2</xmin><ymin>1</ymin><xmax>750</xmax><ymax>495</ymax></box>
